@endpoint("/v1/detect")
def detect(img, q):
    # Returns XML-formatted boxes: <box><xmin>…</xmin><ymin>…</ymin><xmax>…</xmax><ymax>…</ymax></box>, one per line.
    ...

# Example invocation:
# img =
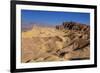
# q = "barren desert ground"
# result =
<box><xmin>21</xmin><ymin>22</ymin><xmax>90</xmax><ymax>63</ymax></box>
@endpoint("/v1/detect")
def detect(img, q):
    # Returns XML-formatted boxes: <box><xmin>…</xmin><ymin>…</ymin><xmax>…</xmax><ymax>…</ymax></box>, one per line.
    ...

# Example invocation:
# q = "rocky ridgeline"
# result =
<box><xmin>56</xmin><ymin>22</ymin><xmax>90</xmax><ymax>33</ymax></box>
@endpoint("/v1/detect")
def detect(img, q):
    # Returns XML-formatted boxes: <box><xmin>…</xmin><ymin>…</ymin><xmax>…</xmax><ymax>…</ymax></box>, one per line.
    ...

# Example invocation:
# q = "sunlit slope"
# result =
<box><xmin>22</xmin><ymin>26</ymin><xmax>66</xmax><ymax>38</ymax></box>
<box><xmin>21</xmin><ymin>25</ymin><xmax>90</xmax><ymax>63</ymax></box>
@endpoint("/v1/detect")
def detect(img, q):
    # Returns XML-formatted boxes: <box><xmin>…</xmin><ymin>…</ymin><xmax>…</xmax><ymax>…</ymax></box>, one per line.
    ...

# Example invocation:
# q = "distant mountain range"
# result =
<box><xmin>22</xmin><ymin>21</ymin><xmax>90</xmax><ymax>33</ymax></box>
<box><xmin>22</xmin><ymin>22</ymin><xmax>56</xmax><ymax>32</ymax></box>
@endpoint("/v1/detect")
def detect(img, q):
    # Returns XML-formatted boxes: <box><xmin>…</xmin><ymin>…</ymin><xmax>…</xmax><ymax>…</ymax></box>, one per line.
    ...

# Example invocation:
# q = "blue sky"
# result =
<box><xmin>21</xmin><ymin>10</ymin><xmax>90</xmax><ymax>26</ymax></box>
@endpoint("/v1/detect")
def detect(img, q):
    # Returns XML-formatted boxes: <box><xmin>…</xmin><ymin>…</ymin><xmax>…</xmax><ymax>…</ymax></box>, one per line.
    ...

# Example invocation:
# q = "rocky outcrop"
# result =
<box><xmin>56</xmin><ymin>21</ymin><xmax>90</xmax><ymax>33</ymax></box>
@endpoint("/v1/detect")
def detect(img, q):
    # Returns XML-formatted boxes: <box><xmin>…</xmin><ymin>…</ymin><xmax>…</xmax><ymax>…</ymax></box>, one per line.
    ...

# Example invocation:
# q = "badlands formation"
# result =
<box><xmin>21</xmin><ymin>22</ymin><xmax>90</xmax><ymax>63</ymax></box>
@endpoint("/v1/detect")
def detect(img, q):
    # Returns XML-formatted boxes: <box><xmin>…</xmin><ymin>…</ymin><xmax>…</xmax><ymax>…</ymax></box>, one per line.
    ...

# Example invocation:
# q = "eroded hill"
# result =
<box><xmin>21</xmin><ymin>22</ymin><xmax>90</xmax><ymax>63</ymax></box>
